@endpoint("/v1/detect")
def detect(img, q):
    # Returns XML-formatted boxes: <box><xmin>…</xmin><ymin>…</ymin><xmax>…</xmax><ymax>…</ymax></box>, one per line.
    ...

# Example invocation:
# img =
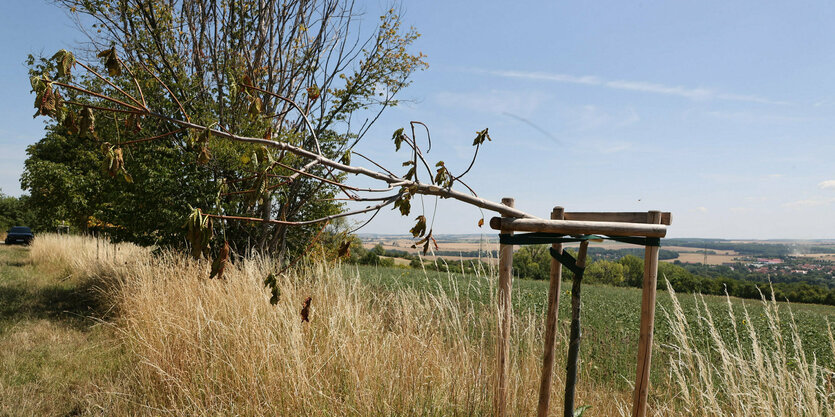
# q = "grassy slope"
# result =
<box><xmin>0</xmin><ymin>244</ymin><xmax>125</xmax><ymax>416</ymax></box>
<box><xmin>353</xmin><ymin>264</ymin><xmax>835</xmax><ymax>391</ymax></box>
<box><xmin>3</xmin><ymin>235</ymin><xmax>835</xmax><ymax>415</ymax></box>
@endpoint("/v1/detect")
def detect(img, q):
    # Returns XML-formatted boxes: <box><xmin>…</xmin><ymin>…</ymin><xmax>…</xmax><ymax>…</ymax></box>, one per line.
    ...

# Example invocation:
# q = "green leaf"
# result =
<box><xmin>340</xmin><ymin>150</ymin><xmax>351</xmax><ymax>165</ymax></box>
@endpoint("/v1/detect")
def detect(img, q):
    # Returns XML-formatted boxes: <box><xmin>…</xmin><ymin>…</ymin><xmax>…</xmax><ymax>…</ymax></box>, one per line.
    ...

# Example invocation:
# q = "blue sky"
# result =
<box><xmin>3</xmin><ymin>1</ymin><xmax>835</xmax><ymax>239</ymax></box>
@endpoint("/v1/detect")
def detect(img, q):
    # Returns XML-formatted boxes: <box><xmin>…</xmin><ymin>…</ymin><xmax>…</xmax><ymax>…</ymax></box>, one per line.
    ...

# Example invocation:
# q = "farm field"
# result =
<box><xmin>362</xmin><ymin>237</ymin><xmax>747</xmax><ymax>265</ymax></box>
<box><xmin>354</xmin><ymin>264</ymin><xmax>835</xmax><ymax>389</ymax></box>
<box><xmin>3</xmin><ymin>235</ymin><xmax>835</xmax><ymax>416</ymax></box>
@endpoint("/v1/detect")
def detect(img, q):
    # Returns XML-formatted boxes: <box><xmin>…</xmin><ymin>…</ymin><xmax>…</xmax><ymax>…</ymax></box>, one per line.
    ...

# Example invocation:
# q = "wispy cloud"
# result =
<box><xmin>434</xmin><ymin>89</ymin><xmax>549</xmax><ymax>117</ymax></box>
<box><xmin>695</xmin><ymin>206</ymin><xmax>708</xmax><ymax>213</ymax></box>
<box><xmin>819</xmin><ymin>180</ymin><xmax>835</xmax><ymax>190</ymax></box>
<box><xmin>783</xmin><ymin>197</ymin><xmax>835</xmax><ymax>208</ymax></box>
<box><xmin>471</xmin><ymin>68</ymin><xmax>789</xmax><ymax>105</ymax></box>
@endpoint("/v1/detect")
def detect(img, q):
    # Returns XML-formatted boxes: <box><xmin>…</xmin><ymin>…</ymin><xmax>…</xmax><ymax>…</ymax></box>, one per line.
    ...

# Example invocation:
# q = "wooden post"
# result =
<box><xmin>536</xmin><ymin>206</ymin><xmax>564</xmax><ymax>417</ymax></box>
<box><xmin>564</xmin><ymin>240</ymin><xmax>589</xmax><ymax>417</ymax></box>
<box><xmin>632</xmin><ymin>210</ymin><xmax>663</xmax><ymax>417</ymax></box>
<box><xmin>494</xmin><ymin>197</ymin><xmax>515</xmax><ymax>417</ymax></box>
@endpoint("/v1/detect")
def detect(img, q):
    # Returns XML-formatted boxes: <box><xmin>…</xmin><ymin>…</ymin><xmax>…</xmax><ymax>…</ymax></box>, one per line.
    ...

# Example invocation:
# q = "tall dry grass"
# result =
<box><xmin>659</xmin><ymin>282</ymin><xmax>835</xmax><ymax>416</ymax></box>
<box><xmin>31</xmin><ymin>234</ymin><xmax>624</xmax><ymax>416</ymax></box>
<box><xmin>27</xmin><ymin>234</ymin><xmax>835</xmax><ymax>416</ymax></box>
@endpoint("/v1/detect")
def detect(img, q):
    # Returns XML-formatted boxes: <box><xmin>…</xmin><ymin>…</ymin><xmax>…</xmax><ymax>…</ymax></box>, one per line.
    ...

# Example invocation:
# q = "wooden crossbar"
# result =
<box><xmin>489</xmin><ymin>217</ymin><xmax>668</xmax><ymax>238</ymax></box>
<box><xmin>563</xmin><ymin>211</ymin><xmax>672</xmax><ymax>225</ymax></box>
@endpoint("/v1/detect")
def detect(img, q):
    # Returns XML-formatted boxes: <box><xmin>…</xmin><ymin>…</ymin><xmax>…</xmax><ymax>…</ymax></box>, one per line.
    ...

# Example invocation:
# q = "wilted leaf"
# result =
<box><xmin>410</xmin><ymin>215</ymin><xmax>427</xmax><ymax>238</ymax></box>
<box><xmin>472</xmin><ymin>128</ymin><xmax>491</xmax><ymax>146</ymax></box>
<box><xmin>248</xmin><ymin>96</ymin><xmax>262</xmax><ymax>119</ymax></box>
<box><xmin>300</xmin><ymin>296</ymin><xmax>312</xmax><ymax>323</ymax></box>
<box><xmin>183</xmin><ymin>206</ymin><xmax>213</xmax><ymax>260</ymax></box>
<box><xmin>337</xmin><ymin>240</ymin><xmax>351</xmax><ymax>258</ymax></box>
<box><xmin>51</xmin><ymin>49</ymin><xmax>75</xmax><ymax>78</ymax></box>
<box><xmin>198</xmin><ymin>145</ymin><xmax>211</xmax><ymax>165</ymax></box>
<box><xmin>306</xmin><ymin>85</ymin><xmax>320</xmax><ymax>100</ymax></box>
<box><xmin>392</xmin><ymin>127</ymin><xmax>404</xmax><ymax>151</ymax></box>
<box><xmin>433</xmin><ymin>161</ymin><xmax>452</xmax><ymax>188</ymax></box>
<box><xmin>34</xmin><ymin>85</ymin><xmax>59</xmax><ymax>118</ymax></box>
<box><xmin>210</xmin><ymin>241</ymin><xmax>230</xmax><ymax>279</ymax></box>
<box><xmin>263</xmin><ymin>273</ymin><xmax>280</xmax><ymax>304</ymax></box>
<box><xmin>62</xmin><ymin>110</ymin><xmax>79</xmax><ymax>135</ymax></box>
<box><xmin>98</xmin><ymin>47</ymin><xmax>121</xmax><ymax>77</ymax></box>
<box><xmin>414</xmin><ymin>230</ymin><xmax>438</xmax><ymax>256</ymax></box>
<box><xmin>478</xmin><ymin>218</ymin><xmax>484</xmax><ymax>228</ymax></box>
<box><xmin>393</xmin><ymin>192</ymin><xmax>411</xmax><ymax>216</ymax></box>
<box><xmin>79</xmin><ymin>107</ymin><xmax>96</xmax><ymax>138</ymax></box>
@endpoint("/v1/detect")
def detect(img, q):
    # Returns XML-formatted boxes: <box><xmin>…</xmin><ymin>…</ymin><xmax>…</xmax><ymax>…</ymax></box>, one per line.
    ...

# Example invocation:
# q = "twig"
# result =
<box><xmin>64</xmin><ymin>101</ymin><xmax>144</xmax><ymax>115</ymax></box>
<box><xmin>121</xmin><ymin>129</ymin><xmax>184</xmax><ymax>146</ymax></box>
<box><xmin>76</xmin><ymin>60</ymin><xmax>145</xmax><ymax>109</ymax></box>
<box><xmin>206</xmin><ymin>194</ymin><xmax>400</xmax><ymax>226</ymax></box>
<box><xmin>137</xmin><ymin>61</ymin><xmax>190</xmax><ymax>122</ymax></box>
<box><xmin>52</xmin><ymin>81</ymin><xmax>145</xmax><ymax>112</ymax></box>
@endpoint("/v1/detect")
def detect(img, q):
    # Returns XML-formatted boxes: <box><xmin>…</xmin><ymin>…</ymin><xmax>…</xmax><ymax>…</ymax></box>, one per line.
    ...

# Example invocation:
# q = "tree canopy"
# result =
<box><xmin>24</xmin><ymin>0</ymin><xmax>428</xmax><ymax>256</ymax></box>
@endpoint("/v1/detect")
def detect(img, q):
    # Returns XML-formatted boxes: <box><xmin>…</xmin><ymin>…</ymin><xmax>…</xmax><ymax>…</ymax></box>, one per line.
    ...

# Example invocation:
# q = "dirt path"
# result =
<box><xmin>0</xmin><ymin>245</ymin><xmax>125</xmax><ymax>416</ymax></box>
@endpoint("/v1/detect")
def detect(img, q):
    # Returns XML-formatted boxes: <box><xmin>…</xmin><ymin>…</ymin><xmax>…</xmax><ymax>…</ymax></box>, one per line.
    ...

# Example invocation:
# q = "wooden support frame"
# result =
<box><xmin>490</xmin><ymin>203</ymin><xmax>670</xmax><ymax>417</ymax></box>
<box><xmin>494</xmin><ymin>197</ymin><xmax>516</xmax><ymax>417</ymax></box>
<box><xmin>536</xmin><ymin>207</ymin><xmax>564</xmax><ymax>417</ymax></box>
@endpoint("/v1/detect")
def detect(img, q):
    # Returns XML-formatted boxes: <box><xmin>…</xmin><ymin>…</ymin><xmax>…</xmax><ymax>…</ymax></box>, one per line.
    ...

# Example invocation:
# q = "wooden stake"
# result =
<box><xmin>536</xmin><ymin>206</ymin><xmax>564</xmax><ymax>417</ymax></box>
<box><xmin>564</xmin><ymin>241</ymin><xmax>589</xmax><ymax>417</ymax></box>
<box><xmin>632</xmin><ymin>211</ymin><xmax>663</xmax><ymax>417</ymax></box>
<box><xmin>494</xmin><ymin>197</ymin><xmax>515</xmax><ymax>417</ymax></box>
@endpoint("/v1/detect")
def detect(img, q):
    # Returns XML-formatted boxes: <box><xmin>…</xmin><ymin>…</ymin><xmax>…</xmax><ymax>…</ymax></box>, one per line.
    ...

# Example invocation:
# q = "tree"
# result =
<box><xmin>0</xmin><ymin>190</ymin><xmax>34</xmax><ymax>231</ymax></box>
<box><xmin>27</xmin><ymin>6</ymin><xmax>557</xmax><ymax>282</ymax></box>
<box><xmin>618</xmin><ymin>255</ymin><xmax>644</xmax><ymax>287</ymax></box>
<box><xmin>584</xmin><ymin>260</ymin><xmax>625</xmax><ymax>286</ymax></box>
<box><xmin>26</xmin><ymin>0</ymin><xmax>427</xmax><ymax>256</ymax></box>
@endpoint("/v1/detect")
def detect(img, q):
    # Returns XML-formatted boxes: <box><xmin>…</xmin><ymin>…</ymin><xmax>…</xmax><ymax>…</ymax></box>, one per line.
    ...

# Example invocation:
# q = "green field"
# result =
<box><xmin>350</xmin><ymin>264</ymin><xmax>835</xmax><ymax>391</ymax></box>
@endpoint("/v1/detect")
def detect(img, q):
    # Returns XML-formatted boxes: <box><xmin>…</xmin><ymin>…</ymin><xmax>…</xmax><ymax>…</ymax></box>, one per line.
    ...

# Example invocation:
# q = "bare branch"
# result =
<box><xmin>207</xmin><ymin>193</ymin><xmax>400</xmax><ymax>226</ymax></box>
<box><xmin>121</xmin><ymin>129</ymin><xmax>184</xmax><ymax>146</ymax></box>
<box><xmin>52</xmin><ymin>81</ymin><xmax>145</xmax><ymax>113</ymax></box>
<box><xmin>75</xmin><ymin>60</ymin><xmax>145</xmax><ymax>109</ymax></box>
<box><xmin>137</xmin><ymin>61</ymin><xmax>190</xmax><ymax>122</ymax></box>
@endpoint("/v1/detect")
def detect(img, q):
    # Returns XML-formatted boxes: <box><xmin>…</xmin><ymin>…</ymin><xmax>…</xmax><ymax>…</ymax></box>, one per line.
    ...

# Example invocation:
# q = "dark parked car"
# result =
<box><xmin>5</xmin><ymin>227</ymin><xmax>34</xmax><ymax>245</ymax></box>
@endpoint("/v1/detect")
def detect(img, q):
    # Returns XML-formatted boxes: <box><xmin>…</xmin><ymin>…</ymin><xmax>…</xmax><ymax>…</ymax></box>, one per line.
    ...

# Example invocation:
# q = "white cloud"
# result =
<box><xmin>818</xmin><ymin>180</ymin><xmax>835</xmax><ymax>190</ymax></box>
<box><xmin>471</xmin><ymin>68</ymin><xmax>789</xmax><ymax>105</ymax></box>
<box><xmin>695</xmin><ymin>206</ymin><xmax>708</xmax><ymax>213</ymax></box>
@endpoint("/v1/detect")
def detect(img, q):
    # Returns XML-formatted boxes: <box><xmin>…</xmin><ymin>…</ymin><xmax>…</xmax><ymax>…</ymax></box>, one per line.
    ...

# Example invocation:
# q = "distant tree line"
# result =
<box><xmin>664</xmin><ymin>238</ymin><xmax>835</xmax><ymax>256</ymax></box>
<box><xmin>511</xmin><ymin>245</ymin><xmax>835</xmax><ymax>306</ymax></box>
